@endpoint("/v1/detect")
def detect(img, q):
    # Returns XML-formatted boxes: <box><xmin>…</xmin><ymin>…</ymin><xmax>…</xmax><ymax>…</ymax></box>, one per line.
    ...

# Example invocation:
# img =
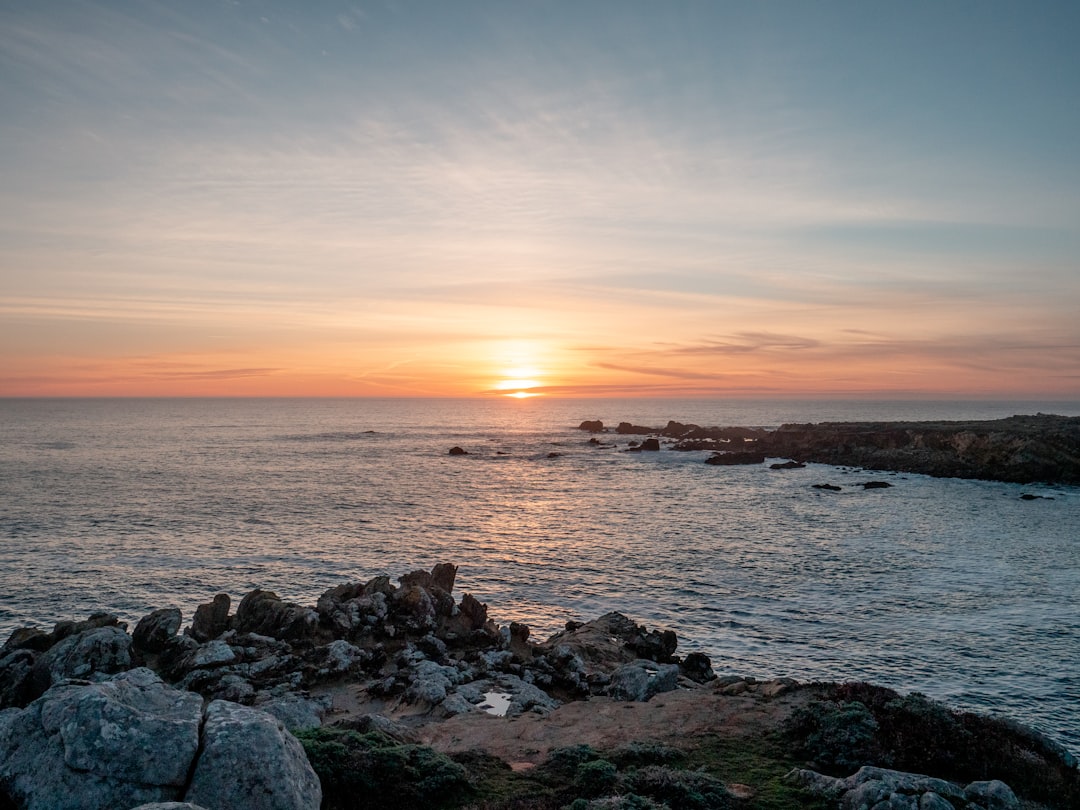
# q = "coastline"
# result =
<box><xmin>2</xmin><ymin>564</ymin><xmax>1077</xmax><ymax>809</ymax></box>
<box><xmin>578</xmin><ymin>414</ymin><xmax>1080</xmax><ymax>485</ymax></box>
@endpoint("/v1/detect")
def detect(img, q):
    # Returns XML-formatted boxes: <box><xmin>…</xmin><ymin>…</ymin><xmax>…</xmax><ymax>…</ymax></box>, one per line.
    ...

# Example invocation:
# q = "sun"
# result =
<box><xmin>493</xmin><ymin>364</ymin><xmax>544</xmax><ymax>397</ymax></box>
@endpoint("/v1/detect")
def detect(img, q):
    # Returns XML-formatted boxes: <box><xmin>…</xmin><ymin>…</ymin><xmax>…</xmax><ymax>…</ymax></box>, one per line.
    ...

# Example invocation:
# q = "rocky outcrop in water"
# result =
<box><xmin>588</xmin><ymin>415</ymin><xmax>1080</xmax><ymax>483</ymax></box>
<box><xmin>760</xmin><ymin>414</ymin><xmax>1080</xmax><ymax>484</ymax></box>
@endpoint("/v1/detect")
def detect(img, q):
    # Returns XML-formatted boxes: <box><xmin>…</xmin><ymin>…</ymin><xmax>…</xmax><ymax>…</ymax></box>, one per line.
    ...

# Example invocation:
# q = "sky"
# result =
<box><xmin>2</xmin><ymin>1</ymin><xmax>1079</xmax><ymax>398</ymax></box>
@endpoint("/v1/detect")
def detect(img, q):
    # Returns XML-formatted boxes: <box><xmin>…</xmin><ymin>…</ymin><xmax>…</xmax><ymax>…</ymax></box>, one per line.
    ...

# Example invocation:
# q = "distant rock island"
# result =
<box><xmin>579</xmin><ymin>414</ymin><xmax>1080</xmax><ymax>484</ymax></box>
<box><xmin>2</xmin><ymin>563</ymin><xmax>1077</xmax><ymax>809</ymax></box>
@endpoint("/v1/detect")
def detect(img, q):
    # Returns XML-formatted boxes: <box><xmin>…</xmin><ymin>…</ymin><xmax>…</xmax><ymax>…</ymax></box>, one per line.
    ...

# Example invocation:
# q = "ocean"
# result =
<box><xmin>1</xmin><ymin>397</ymin><xmax>1078</xmax><ymax>753</ymax></box>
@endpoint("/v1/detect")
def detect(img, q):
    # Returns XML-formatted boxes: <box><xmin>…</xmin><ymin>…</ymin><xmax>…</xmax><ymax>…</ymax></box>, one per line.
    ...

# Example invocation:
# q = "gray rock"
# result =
<box><xmin>255</xmin><ymin>693</ymin><xmax>328</xmax><ymax>731</ymax></box>
<box><xmin>312</xmin><ymin>639</ymin><xmax>367</xmax><ymax>676</ymax></box>
<box><xmin>841</xmin><ymin>778</ymin><xmax>891</xmax><ymax>809</ymax></box>
<box><xmin>189</xmin><ymin>594</ymin><xmax>231</xmax><ymax>642</ymax></box>
<box><xmin>31</xmin><ymin>626</ymin><xmax>132</xmax><ymax>694</ymax></box>
<box><xmin>784</xmin><ymin>768</ymin><xmax>846</xmax><ymax>798</ymax></box>
<box><xmin>0</xmin><ymin>648</ymin><xmax>37</xmax><ymax>708</ymax></box>
<box><xmin>679</xmin><ymin>651</ymin><xmax>716</xmax><ymax>683</ymax></box>
<box><xmin>795</xmin><ymin>765</ymin><xmax>1009</xmax><ymax>810</ymax></box>
<box><xmin>233</xmin><ymin>589</ymin><xmax>318</xmax><ymax>642</ymax></box>
<box><xmin>607</xmin><ymin>660</ymin><xmax>679</xmax><ymax>702</ymax></box>
<box><xmin>186</xmin><ymin>700</ymin><xmax>321</xmax><ymax>810</ymax></box>
<box><xmin>843</xmin><ymin>767</ymin><xmax>966</xmax><ymax>803</ymax></box>
<box><xmin>439</xmin><ymin>692</ymin><xmax>476</xmax><ymax>716</ymax></box>
<box><xmin>920</xmin><ymin>792</ymin><xmax>957</xmax><ymax>810</ymax></box>
<box><xmin>2</xmin><ymin>627</ymin><xmax>52</xmax><ymax>654</ymax></box>
<box><xmin>132</xmin><ymin>608</ymin><xmax>182</xmax><ymax>654</ymax></box>
<box><xmin>40</xmin><ymin>668</ymin><xmax>202</xmax><ymax>786</ymax></box>
<box><xmin>497</xmin><ymin>674</ymin><xmax>560</xmax><ymax>715</ymax></box>
<box><xmin>0</xmin><ymin>669</ymin><xmax>202</xmax><ymax>810</ymax></box>
<box><xmin>405</xmin><ymin>659</ymin><xmax>461</xmax><ymax>705</ymax></box>
<box><xmin>964</xmin><ymin>781</ymin><xmax>1019</xmax><ymax>810</ymax></box>
<box><xmin>188</xmin><ymin>639</ymin><xmax>237</xmax><ymax>668</ymax></box>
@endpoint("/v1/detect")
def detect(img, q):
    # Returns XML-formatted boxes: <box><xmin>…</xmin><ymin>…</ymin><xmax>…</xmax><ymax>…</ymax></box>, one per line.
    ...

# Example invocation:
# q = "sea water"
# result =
<box><xmin>1</xmin><ymin>397</ymin><xmax>1078</xmax><ymax>753</ymax></box>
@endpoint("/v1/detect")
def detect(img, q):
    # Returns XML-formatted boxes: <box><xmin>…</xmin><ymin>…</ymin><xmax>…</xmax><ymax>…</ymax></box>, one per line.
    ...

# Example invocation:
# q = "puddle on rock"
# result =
<box><xmin>479</xmin><ymin>691</ymin><xmax>513</xmax><ymax>717</ymax></box>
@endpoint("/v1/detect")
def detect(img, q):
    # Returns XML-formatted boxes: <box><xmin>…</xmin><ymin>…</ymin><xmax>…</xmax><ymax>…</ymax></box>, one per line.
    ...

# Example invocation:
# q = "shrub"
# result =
<box><xmin>619</xmin><ymin>765</ymin><xmax>731</xmax><ymax>810</ymax></box>
<box><xmin>296</xmin><ymin>727</ymin><xmax>468</xmax><ymax>809</ymax></box>
<box><xmin>784</xmin><ymin>700</ymin><xmax>884</xmax><ymax>773</ymax></box>
<box><xmin>607</xmin><ymin>741</ymin><xmax>685</xmax><ymax>770</ymax></box>
<box><xmin>565</xmin><ymin>796</ymin><xmax>665</xmax><ymax>810</ymax></box>
<box><xmin>573</xmin><ymin>759</ymin><xmax>618</xmax><ymax>798</ymax></box>
<box><xmin>537</xmin><ymin>744</ymin><xmax>602</xmax><ymax>779</ymax></box>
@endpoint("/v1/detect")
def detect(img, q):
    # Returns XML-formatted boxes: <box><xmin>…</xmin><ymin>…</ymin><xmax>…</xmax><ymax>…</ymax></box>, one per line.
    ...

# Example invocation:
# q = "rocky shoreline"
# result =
<box><xmin>577</xmin><ymin>414</ymin><xmax>1080</xmax><ymax>484</ymax></box>
<box><xmin>2</xmin><ymin>564</ymin><xmax>1077</xmax><ymax>809</ymax></box>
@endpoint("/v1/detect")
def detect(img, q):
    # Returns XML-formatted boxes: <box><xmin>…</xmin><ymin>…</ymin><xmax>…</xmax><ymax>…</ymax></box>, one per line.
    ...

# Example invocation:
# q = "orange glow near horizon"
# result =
<box><xmin>2</xmin><ymin>324</ymin><xmax>1079</xmax><ymax>399</ymax></box>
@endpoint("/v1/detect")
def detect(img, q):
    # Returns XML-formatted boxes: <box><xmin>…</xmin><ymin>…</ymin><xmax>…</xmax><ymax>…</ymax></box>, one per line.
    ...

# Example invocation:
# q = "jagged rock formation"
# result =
<box><xmin>2</xmin><ymin>563</ymin><xmax>1077</xmax><ymax>809</ymax></box>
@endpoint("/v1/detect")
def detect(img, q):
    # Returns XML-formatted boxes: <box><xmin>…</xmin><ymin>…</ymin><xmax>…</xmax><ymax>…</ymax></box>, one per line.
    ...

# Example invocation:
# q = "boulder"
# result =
<box><xmin>393</xmin><ymin>585</ymin><xmax>437</xmax><ymax>632</ymax></box>
<box><xmin>430</xmin><ymin>562</ymin><xmax>458</xmax><ymax>594</ymax></box>
<box><xmin>607</xmin><ymin>660</ymin><xmax>680</xmax><ymax>702</ymax></box>
<box><xmin>30</xmin><ymin>626</ymin><xmax>132</xmax><ymax>698</ymax></box>
<box><xmin>316</xmin><ymin>579</ymin><xmax>399</xmax><ymax>637</ymax></box>
<box><xmin>452</xmin><ymin>593</ymin><xmax>489</xmax><ymax>633</ymax></box>
<box><xmin>540</xmin><ymin>612</ymin><xmax>671</xmax><ymax>678</ymax></box>
<box><xmin>132</xmin><ymin>608</ymin><xmax>182</xmax><ymax>655</ymax></box>
<box><xmin>188</xmin><ymin>594</ymin><xmax>231</xmax><ymax>643</ymax></box>
<box><xmin>863</xmin><ymin>480</ymin><xmax>894</xmax><ymax>489</ymax></box>
<box><xmin>186</xmin><ymin>700</ymin><xmax>321</xmax><ymax>810</ymax></box>
<box><xmin>679</xmin><ymin>651</ymin><xmax>716</xmax><ymax>683</ymax></box>
<box><xmin>309</xmin><ymin>639</ymin><xmax>371</xmax><ymax>679</ymax></box>
<box><xmin>187</xmin><ymin>639</ymin><xmax>237</xmax><ymax>669</ymax></box>
<box><xmin>2</xmin><ymin>627</ymin><xmax>52</xmax><ymax>654</ymax></box>
<box><xmin>448</xmin><ymin>446</ymin><xmax>469</xmax><ymax>456</ymax></box>
<box><xmin>52</xmin><ymin>612</ymin><xmax>126</xmax><ymax>643</ymax></box>
<box><xmin>0</xmin><ymin>669</ymin><xmax>202</xmax><ymax>810</ymax></box>
<box><xmin>578</xmin><ymin>420</ymin><xmax>604</xmax><ymax>432</ymax></box>
<box><xmin>254</xmin><ymin>693</ymin><xmax>329</xmax><ymax>731</ymax></box>
<box><xmin>0</xmin><ymin>649</ymin><xmax>37</xmax><ymax>709</ymax></box>
<box><xmin>632</xmin><ymin>628</ymin><xmax>678</xmax><ymax>663</ymax></box>
<box><xmin>405</xmin><ymin>659</ymin><xmax>461</xmax><ymax>705</ymax></box>
<box><xmin>788</xmin><ymin>766</ymin><xmax>1020</xmax><ymax>810</ymax></box>
<box><xmin>964</xmin><ymin>780</ymin><xmax>1020</xmax><ymax>810</ymax></box>
<box><xmin>770</xmin><ymin>460</ymin><xmax>805</xmax><ymax>469</ymax></box>
<box><xmin>233</xmin><ymin>589</ymin><xmax>318</xmax><ymax>642</ymax></box>
<box><xmin>639</xmin><ymin>438</ymin><xmax>661</xmax><ymax>451</ymax></box>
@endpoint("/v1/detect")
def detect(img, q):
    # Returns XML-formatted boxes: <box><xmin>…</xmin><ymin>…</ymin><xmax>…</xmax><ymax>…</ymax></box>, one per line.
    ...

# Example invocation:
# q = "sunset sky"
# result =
<box><xmin>2</xmin><ymin>1</ymin><xmax>1079</xmax><ymax>398</ymax></box>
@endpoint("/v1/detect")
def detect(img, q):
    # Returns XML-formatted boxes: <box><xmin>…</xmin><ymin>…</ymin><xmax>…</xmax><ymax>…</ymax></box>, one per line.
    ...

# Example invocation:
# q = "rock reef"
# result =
<box><xmin>580</xmin><ymin>415</ymin><xmax>1080</xmax><ymax>484</ymax></box>
<box><xmin>2</xmin><ymin>563</ymin><xmax>1077</xmax><ymax>809</ymax></box>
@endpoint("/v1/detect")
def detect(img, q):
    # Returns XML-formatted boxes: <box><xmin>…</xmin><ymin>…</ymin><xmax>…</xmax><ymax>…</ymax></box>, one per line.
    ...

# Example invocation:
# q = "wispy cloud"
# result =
<box><xmin>1</xmin><ymin>2</ymin><xmax>1078</xmax><ymax>396</ymax></box>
